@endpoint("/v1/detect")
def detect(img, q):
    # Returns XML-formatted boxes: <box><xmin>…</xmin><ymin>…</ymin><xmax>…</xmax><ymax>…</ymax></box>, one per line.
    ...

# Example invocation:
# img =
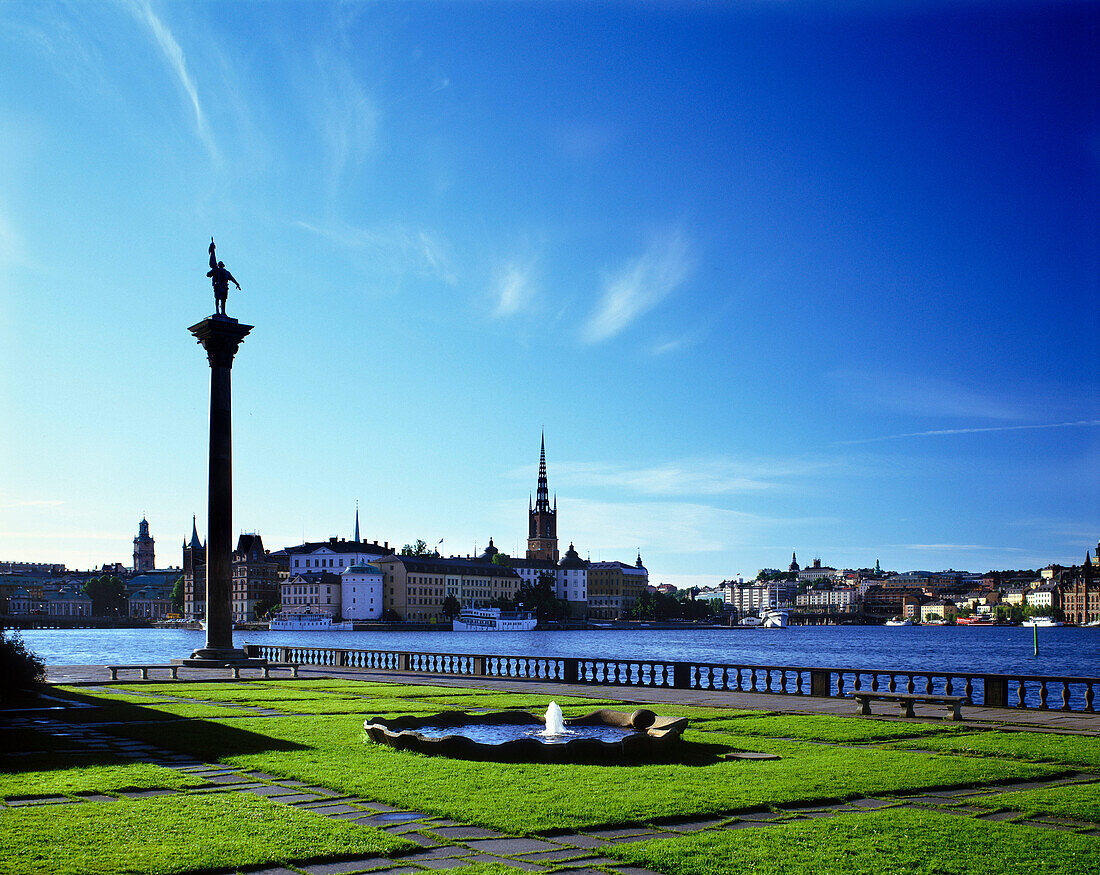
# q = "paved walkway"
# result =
<box><xmin>7</xmin><ymin>679</ymin><xmax>1100</xmax><ymax>875</ymax></box>
<box><xmin>46</xmin><ymin>663</ymin><xmax>1100</xmax><ymax>733</ymax></box>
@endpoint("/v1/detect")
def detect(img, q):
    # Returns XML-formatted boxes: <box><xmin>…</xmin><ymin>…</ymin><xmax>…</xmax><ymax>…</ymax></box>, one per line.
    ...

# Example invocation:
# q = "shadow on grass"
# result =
<box><xmin>1</xmin><ymin>688</ymin><xmax>307</xmax><ymax>771</ymax></box>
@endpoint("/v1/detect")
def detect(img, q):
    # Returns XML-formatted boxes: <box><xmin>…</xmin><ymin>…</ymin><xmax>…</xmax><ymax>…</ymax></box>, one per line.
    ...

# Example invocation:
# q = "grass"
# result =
<box><xmin>101</xmin><ymin>713</ymin><xmax>1063</xmax><ymax>835</ymax></box>
<box><xmin>967</xmin><ymin>781</ymin><xmax>1100</xmax><ymax>823</ymax></box>
<box><xmin>892</xmin><ymin>730</ymin><xmax>1100</xmax><ymax>769</ymax></box>
<box><xmin>696</xmin><ymin>713</ymin><xmax>962</xmax><ymax>743</ymax></box>
<box><xmin>0</xmin><ymin>791</ymin><xmax>414</xmax><ymax>875</ymax></box>
<box><xmin>606</xmin><ymin>808</ymin><xmax>1100</xmax><ymax>875</ymax></box>
<box><xmin>0</xmin><ymin>760</ymin><xmax>207</xmax><ymax>798</ymax></box>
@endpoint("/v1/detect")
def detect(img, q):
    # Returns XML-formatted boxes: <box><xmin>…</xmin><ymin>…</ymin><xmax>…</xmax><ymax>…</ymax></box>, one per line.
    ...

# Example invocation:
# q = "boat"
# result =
<box><xmin>1023</xmin><ymin>617</ymin><xmax>1063</xmax><ymax>627</ymax></box>
<box><xmin>269</xmin><ymin>611</ymin><xmax>353</xmax><ymax>631</ymax></box>
<box><xmin>885</xmin><ymin>617</ymin><xmax>913</xmax><ymax>626</ymax></box>
<box><xmin>452</xmin><ymin>606</ymin><xmax>537</xmax><ymax>631</ymax></box>
<box><xmin>738</xmin><ymin>616</ymin><xmax>763</xmax><ymax>627</ymax></box>
<box><xmin>761</xmin><ymin>609</ymin><xmax>789</xmax><ymax>628</ymax></box>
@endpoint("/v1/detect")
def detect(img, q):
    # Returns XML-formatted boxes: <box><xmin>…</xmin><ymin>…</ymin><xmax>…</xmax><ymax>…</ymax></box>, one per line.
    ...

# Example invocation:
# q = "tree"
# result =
<box><xmin>400</xmin><ymin>539</ymin><xmax>439</xmax><ymax>557</ymax></box>
<box><xmin>83</xmin><ymin>575</ymin><xmax>126</xmax><ymax>617</ymax></box>
<box><xmin>491</xmin><ymin>552</ymin><xmax>513</xmax><ymax>567</ymax></box>
<box><xmin>170</xmin><ymin>576</ymin><xmax>184</xmax><ymax>611</ymax></box>
<box><xmin>0</xmin><ymin>629</ymin><xmax>45</xmax><ymax>698</ymax></box>
<box><xmin>442</xmin><ymin>595</ymin><xmax>461</xmax><ymax>619</ymax></box>
<box><xmin>253</xmin><ymin>599</ymin><xmax>278</xmax><ymax>621</ymax></box>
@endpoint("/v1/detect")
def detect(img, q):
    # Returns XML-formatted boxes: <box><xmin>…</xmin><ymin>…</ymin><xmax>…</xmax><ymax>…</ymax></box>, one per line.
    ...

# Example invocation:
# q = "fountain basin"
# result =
<box><xmin>362</xmin><ymin>708</ymin><xmax>689</xmax><ymax>763</ymax></box>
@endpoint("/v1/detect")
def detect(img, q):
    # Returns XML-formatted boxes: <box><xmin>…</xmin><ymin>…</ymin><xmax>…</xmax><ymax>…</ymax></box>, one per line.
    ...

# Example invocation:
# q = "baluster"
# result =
<box><xmin>765</xmin><ymin>669</ymin><xmax>773</xmax><ymax>692</ymax></box>
<box><xmin>888</xmin><ymin>674</ymin><xmax>897</xmax><ymax>693</ymax></box>
<box><xmin>1039</xmin><ymin>681</ymin><xmax>1049</xmax><ymax>710</ymax></box>
<box><xmin>1017</xmin><ymin>679</ymin><xmax>1026</xmax><ymax>708</ymax></box>
<box><xmin>780</xmin><ymin>670</ymin><xmax>788</xmax><ymax>694</ymax></box>
<box><xmin>750</xmin><ymin>669</ymin><xmax>758</xmax><ymax>692</ymax></box>
<box><xmin>837</xmin><ymin>673</ymin><xmax>845</xmax><ymax>697</ymax></box>
<box><xmin>1061</xmin><ymin>682</ymin><xmax>1071</xmax><ymax>712</ymax></box>
<box><xmin>1086</xmin><ymin>683</ymin><xmax>1095</xmax><ymax>712</ymax></box>
<box><xmin>736</xmin><ymin>667</ymin><xmax>743</xmax><ymax>691</ymax></box>
<box><xmin>925</xmin><ymin>676</ymin><xmax>933</xmax><ymax>695</ymax></box>
<box><xmin>871</xmin><ymin>673</ymin><xmax>879</xmax><ymax>692</ymax></box>
<box><xmin>906</xmin><ymin>675</ymin><xmax>915</xmax><ymax>694</ymax></box>
<box><xmin>945</xmin><ymin>676</ymin><xmax>953</xmax><ymax>696</ymax></box>
<box><xmin>853</xmin><ymin>673</ymin><xmax>862</xmax><ymax>692</ymax></box>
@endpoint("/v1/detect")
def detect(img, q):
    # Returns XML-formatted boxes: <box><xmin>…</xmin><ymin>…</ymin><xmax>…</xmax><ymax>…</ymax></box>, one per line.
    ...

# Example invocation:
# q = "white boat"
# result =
<box><xmin>452</xmin><ymin>606</ymin><xmax>537</xmax><ymax>631</ymax></box>
<box><xmin>761</xmin><ymin>609</ymin><xmax>789</xmax><ymax>628</ymax></box>
<box><xmin>269</xmin><ymin>611</ymin><xmax>353</xmax><ymax>631</ymax></box>
<box><xmin>1023</xmin><ymin>617</ymin><xmax>1063</xmax><ymax>627</ymax></box>
<box><xmin>885</xmin><ymin>617</ymin><xmax>913</xmax><ymax>627</ymax></box>
<box><xmin>738</xmin><ymin>616</ymin><xmax>763</xmax><ymax>627</ymax></box>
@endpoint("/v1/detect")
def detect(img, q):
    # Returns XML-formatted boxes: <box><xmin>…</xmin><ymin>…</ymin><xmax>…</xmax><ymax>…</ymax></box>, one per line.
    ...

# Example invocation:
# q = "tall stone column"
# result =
<box><xmin>187</xmin><ymin>315</ymin><xmax>253</xmax><ymax>663</ymax></box>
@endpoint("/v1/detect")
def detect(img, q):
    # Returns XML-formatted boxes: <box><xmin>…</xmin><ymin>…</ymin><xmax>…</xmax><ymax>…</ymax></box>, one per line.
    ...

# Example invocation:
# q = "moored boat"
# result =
<box><xmin>269</xmin><ymin>611</ymin><xmax>353</xmax><ymax>631</ymax></box>
<box><xmin>452</xmin><ymin>606</ymin><xmax>537</xmax><ymax>631</ymax></box>
<box><xmin>885</xmin><ymin>617</ymin><xmax>913</xmax><ymax>626</ymax></box>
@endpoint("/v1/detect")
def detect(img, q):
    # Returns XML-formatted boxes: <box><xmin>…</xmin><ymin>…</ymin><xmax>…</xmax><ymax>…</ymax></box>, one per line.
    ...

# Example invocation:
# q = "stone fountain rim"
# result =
<box><xmin>362</xmin><ymin>708</ymin><xmax>689</xmax><ymax>763</ymax></box>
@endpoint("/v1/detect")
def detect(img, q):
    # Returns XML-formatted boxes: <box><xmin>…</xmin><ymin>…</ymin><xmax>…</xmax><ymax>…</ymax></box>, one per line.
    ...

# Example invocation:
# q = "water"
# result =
<box><xmin>16</xmin><ymin>625</ymin><xmax>1100</xmax><ymax>678</ymax></box>
<box><xmin>408</xmin><ymin>722</ymin><xmax>629</xmax><ymax>745</ymax></box>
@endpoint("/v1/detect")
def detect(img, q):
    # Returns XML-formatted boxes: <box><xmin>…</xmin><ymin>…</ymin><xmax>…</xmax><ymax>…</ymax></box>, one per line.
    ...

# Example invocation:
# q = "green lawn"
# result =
<box><xmin>606</xmin><ymin>808</ymin><xmax>1100</xmax><ymax>875</ymax></box>
<box><xmin>0</xmin><ymin>792</ymin><xmax>414</xmax><ymax>875</ymax></box>
<box><xmin>0</xmin><ymin>760</ymin><xmax>207</xmax><ymax>799</ymax></box>
<box><xmin>892</xmin><ymin>730</ymin><xmax>1100</xmax><ymax>769</ymax></box>
<box><xmin>967</xmin><ymin>781</ymin><xmax>1100</xmax><ymax>823</ymax></box>
<box><xmin>697</xmin><ymin>713</ymin><xmax>962</xmax><ymax>743</ymax></box>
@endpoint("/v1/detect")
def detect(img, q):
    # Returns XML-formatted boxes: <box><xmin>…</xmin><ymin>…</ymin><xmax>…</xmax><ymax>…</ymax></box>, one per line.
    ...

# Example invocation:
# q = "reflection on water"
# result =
<box><xmin>17</xmin><ymin>625</ymin><xmax>1100</xmax><ymax>677</ymax></box>
<box><xmin>408</xmin><ymin>723</ymin><xmax>630</xmax><ymax>745</ymax></box>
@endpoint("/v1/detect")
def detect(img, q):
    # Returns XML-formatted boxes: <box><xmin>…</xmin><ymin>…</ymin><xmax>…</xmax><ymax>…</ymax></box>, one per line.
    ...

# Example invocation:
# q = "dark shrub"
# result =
<box><xmin>0</xmin><ymin>629</ymin><xmax>46</xmax><ymax>699</ymax></box>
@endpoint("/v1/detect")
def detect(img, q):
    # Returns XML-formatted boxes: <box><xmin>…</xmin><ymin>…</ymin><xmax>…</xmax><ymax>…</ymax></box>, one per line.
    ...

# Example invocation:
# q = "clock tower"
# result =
<box><xmin>526</xmin><ymin>434</ymin><xmax>559</xmax><ymax>562</ymax></box>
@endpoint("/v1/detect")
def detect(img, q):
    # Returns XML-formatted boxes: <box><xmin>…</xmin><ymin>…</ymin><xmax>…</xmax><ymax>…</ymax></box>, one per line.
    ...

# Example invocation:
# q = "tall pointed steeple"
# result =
<box><xmin>189</xmin><ymin>515</ymin><xmax>202</xmax><ymax>549</ymax></box>
<box><xmin>354</xmin><ymin>502</ymin><xmax>360</xmax><ymax>542</ymax></box>
<box><xmin>527</xmin><ymin>433</ymin><xmax>559</xmax><ymax>561</ymax></box>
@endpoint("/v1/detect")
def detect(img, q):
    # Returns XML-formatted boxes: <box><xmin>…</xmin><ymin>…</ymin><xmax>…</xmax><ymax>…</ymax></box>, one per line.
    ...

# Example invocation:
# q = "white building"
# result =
<box><xmin>795</xmin><ymin>586</ymin><xmax>857</xmax><ymax>611</ymax></box>
<box><xmin>286</xmin><ymin>536</ymin><xmax>393</xmax><ymax>575</ymax></box>
<box><xmin>281</xmin><ymin>571</ymin><xmax>342</xmax><ymax>617</ymax></box>
<box><xmin>1026</xmin><ymin>584</ymin><xmax>1056</xmax><ymax>612</ymax></box>
<box><xmin>485</xmin><ymin>538</ymin><xmax>588</xmax><ymax>619</ymax></box>
<box><xmin>724</xmin><ymin>581</ymin><xmax>791</xmax><ymax>615</ymax></box>
<box><xmin>341</xmin><ymin>563</ymin><xmax>383</xmax><ymax>620</ymax></box>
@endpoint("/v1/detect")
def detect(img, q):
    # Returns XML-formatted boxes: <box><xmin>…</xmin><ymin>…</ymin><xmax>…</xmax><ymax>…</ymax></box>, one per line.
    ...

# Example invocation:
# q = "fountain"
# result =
<box><xmin>362</xmin><ymin>703</ymin><xmax>688</xmax><ymax>764</ymax></box>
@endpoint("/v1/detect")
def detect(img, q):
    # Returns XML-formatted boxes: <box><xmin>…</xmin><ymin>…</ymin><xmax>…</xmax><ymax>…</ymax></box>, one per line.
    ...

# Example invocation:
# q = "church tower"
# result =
<box><xmin>526</xmin><ymin>434</ymin><xmax>559</xmax><ymax>561</ymax></box>
<box><xmin>133</xmin><ymin>517</ymin><xmax>155</xmax><ymax>572</ymax></box>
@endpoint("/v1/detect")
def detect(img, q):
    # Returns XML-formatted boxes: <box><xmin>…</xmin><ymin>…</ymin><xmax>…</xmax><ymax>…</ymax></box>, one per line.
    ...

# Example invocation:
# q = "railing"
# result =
<box><xmin>243</xmin><ymin>644</ymin><xmax>1098</xmax><ymax>713</ymax></box>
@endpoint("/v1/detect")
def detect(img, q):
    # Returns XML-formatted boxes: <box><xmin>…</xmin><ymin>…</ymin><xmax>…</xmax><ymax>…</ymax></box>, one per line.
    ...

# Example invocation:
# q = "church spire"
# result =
<box><xmin>354</xmin><ymin>502</ymin><xmax>360</xmax><ymax>542</ymax></box>
<box><xmin>189</xmin><ymin>515</ymin><xmax>202</xmax><ymax>549</ymax></box>
<box><xmin>535</xmin><ymin>432</ymin><xmax>550</xmax><ymax>513</ymax></box>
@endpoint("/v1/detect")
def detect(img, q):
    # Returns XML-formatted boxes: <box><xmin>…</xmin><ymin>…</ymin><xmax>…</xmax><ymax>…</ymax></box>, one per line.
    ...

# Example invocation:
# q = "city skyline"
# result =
<box><xmin>0</xmin><ymin>2</ymin><xmax>1096</xmax><ymax>588</ymax></box>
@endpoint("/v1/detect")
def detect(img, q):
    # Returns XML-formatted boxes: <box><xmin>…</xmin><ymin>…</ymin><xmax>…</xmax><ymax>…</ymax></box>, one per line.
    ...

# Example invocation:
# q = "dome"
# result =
<box><xmin>479</xmin><ymin>537</ymin><xmax>500</xmax><ymax>561</ymax></box>
<box><xmin>559</xmin><ymin>543</ymin><xmax>586</xmax><ymax>569</ymax></box>
<box><xmin>344</xmin><ymin>562</ymin><xmax>376</xmax><ymax>574</ymax></box>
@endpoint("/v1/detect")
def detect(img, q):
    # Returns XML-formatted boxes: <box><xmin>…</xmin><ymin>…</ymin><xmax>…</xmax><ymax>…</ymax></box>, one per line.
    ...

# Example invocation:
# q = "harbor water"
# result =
<box><xmin>17</xmin><ymin>625</ymin><xmax>1100</xmax><ymax>679</ymax></box>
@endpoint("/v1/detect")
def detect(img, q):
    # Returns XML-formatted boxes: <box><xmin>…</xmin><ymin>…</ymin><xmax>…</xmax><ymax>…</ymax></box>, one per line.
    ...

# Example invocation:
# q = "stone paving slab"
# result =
<box><xmin>724</xmin><ymin>820</ymin><xmax>768</xmax><ymax>830</ymax></box>
<box><xmin>660</xmin><ymin>817</ymin><xmax>729</xmax><ymax>832</ymax></box>
<box><xmin>847</xmin><ymin>798</ymin><xmax>896</xmax><ymax>809</ymax></box>
<box><xmin>556</xmin><ymin>857</ymin><xmax>621</xmax><ymax>868</ymax></box>
<box><xmin>7</xmin><ymin>795</ymin><xmax>70</xmax><ymax>806</ymax></box>
<box><xmin>304</xmin><ymin>803</ymin><xmax>363</xmax><ymax>815</ymax></box>
<box><xmin>464</xmin><ymin>854</ymin><xmax>545</xmax><ymax>870</ymax></box>
<box><xmin>299</xmin><ymin>859</ymin><xmax>395</xmax><ymax>875</ymax></box>
<box><xmin>72</xmin><ymin>793</ymin><xmax>117</xmax><ymax>803</ymax></box>
<box><xmin>611</xmin><ymin>867</ymin><xmax>666</xmax><ymax>875</ymax></box>
<box><xmin>432</xmin><ymin>825</ymin><xmax>506</xmax><ymax>839</ymax></box>
<box><xmin>403</xmin><ymin>847</ymin><xmax>473</xmax><ymax>862</ymax></box>
<box><xmin>359</xmin><ymin>811</ymin><xmax>428</xmax><ymax>826</ymax></box>
<box><xmin>516</xmin><ymin>849</ymin><xmax>594</xmax><ymax>863</ymax></box>
<box><xmin>554</xmin><ymin>834</ymin><xmax>613</xmax><ymax>849</ymax></box>
<box><xmin>606</xmin><ymin>833</ymin><xmax>664</xmax><ymax>845</ymax></box>
<box><xmin>267</xmin><ymin>793</ymin><xmax>323</xmax><ymax>805</ymax></box>
<box><xmin>1019</xmin><ymin>819</ymin><xmax>1082</xmax><ymax>832</ymax></box>
<box><xmin>464</xmin><ymin>838</ymin><xmax>562</xmax><ymax>855</ymax></box>
<box><xmin>393</xmin><ymin>832</ymin><xmax>441</xmax><ymax>848</ymax></box>
<box><xmin>118</xmin><ymin>788</ymin><xmax>177</xmax><ymax>798</ymax></box>
<box><xmin>583</xmin><ymin>827</ymin><xmax>653</xmax><ymax>839</ymax></box>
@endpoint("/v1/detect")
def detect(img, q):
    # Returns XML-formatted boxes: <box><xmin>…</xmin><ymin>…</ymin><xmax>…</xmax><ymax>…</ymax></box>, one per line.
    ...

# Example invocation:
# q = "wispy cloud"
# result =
<box><xmin>839</xmin><ymin>420</ymin><xmax>1100</xmax><ymax>446</ymax></box>
<box><xmin>312</xmin><ymin>50</ymin><xmax>378</xmax><ymax>194</ymax></box>
<box><xmin>829</xmin><ymin>370</ymin><xmax>1023</xmax><ymax>421</ymax></box>
<box><xmin>583</xmin><ymin>230</ymin><xmax>691</xmax><ymax>343</ymax></box>
<box><xmin>493</xmin><ymin>261</ymin><xmax>536</xmax><ymax>318</ymax></box>
<box><xmin>509</xmin><ymin>456</ymin><xmax>833</xmax><ymax>498</ymax></box>
<box><xmin>296</xmin><ymin>219</ymin><xmax>454</xmax><ymax>284</ymax></box>
<box><xmin>887</xmin><ymin>543</ymin><xmax>1024</xmax><ymax>553</ymax></box>
<box><xmin>129</xmin><ymin>1</ymin><xmax>218</xmax><ymax>163</ymax></box>
<box><xmin>0</xmin><ymin>499</ymin><xmax>64</xmax><ymax>509</ymax></box>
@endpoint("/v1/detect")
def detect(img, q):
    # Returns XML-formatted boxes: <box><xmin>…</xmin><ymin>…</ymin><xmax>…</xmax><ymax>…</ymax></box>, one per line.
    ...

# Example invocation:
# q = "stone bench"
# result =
<box><xmin>851</xmin><ymin>691</ymin><xmax>964</xmax><ymax>721</ymax></box>
<box><xmin>106</xmin><ymin>664</ymin><xmax>179</xmax><ymax>681</ymax></box>
<box><xmin>227</xmin><ymin>662</ymin><xmax>300</xmax><ymax>680</ymax></box>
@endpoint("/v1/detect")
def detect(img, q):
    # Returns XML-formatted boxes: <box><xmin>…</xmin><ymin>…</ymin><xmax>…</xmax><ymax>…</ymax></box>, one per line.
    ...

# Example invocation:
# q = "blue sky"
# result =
<box><xmin>0</xmin><ymin>2</ymin><xmax>1096</xmax><ymax>587</ymax></box>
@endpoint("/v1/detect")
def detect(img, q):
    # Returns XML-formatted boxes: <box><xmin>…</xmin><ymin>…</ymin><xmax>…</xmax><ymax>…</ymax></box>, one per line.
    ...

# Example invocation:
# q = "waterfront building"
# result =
<box><xmin>286</xmin><ymin>536</ymin><xmax>394</xmax><ymax>575</ymax></box>
<box><xmin>1025</xmin><ymin>583</ymin><xmax>1058</xmax><ymax>613</ymax></box>
<box><xmin>587</xmin><ymin>555</ymin><xmax>648</xmax><ymax>620</ymax></box>
<box><xmin>341</xmin><ymin>563</ymin><xmax>383</xmax><ymax>621</ymax></box>
<box><xmin>128</xmin><ymin>588</ymin><xmax>174</xmax><ymax>620</ymax></box>
<box><xmin>495</xmin><ymin>538</ymin><xmax>588</xmax><ymax>620</ymax></box>
<box><xmin>45</xmin><ymin>588</ymin><xmax>91</xmax><ymax>617</ymax></box>
<box><xmin>373</xmin><ymin>554</ymin><xmax>522</xmax><ymax>622</ymax></box>
<box><xmin>795</xmin><ymin>585</ymin><xmax>857</xmax><ymax>612</ymax></box>
<box><xmin>133</xmin><ymin>517</ymin><xmax>155</xmax><ymax>572</ymax></box>
<box><xmin>921</xmin><ymin>599</ymin><xmax>958</xmax><ymax>624</ymax></box>
<box><xmin>281</xmin><ymin>571</ymin><xmax>343</xmax><ymax>617</ymax></box>
<box><xmin>1058</xmin><ymin>553</ymin><xmax>1098</xmax><ymax>625</ymax></box>
<box><xmin>182</xmin><ymin>516</ymin><xmax>206</xmax><ymax>619</ymax></box>
<box><xmin>6</xmin><ymin>588</ymin><xmax>33</xmax><ymax>614</ymax></box>
<box><xmin>724</xmin><ymin>580</ymin><xmax>796</xmax><ymax>615</ymax></box>
<box><xmin>231</xmin><ymin>534</ymin><xmax>279</xmax><ymax>623</ymax></box>
<box><xmin>527</xmin><ymin>435</ymin><xmax>559</xmax><ymax>562</ymax></box>
<box><xmin>0</xmin><ymin>561</ymin><xmax>66</xmax><ymax>574</ymax></box>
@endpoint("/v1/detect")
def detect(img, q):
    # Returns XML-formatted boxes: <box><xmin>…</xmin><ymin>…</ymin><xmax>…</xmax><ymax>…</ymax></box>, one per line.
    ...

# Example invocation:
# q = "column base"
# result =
<box><xmin>179</xmin><ymin>648</ymin><xmax>259</xmax><ymax>666</ymax></box>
